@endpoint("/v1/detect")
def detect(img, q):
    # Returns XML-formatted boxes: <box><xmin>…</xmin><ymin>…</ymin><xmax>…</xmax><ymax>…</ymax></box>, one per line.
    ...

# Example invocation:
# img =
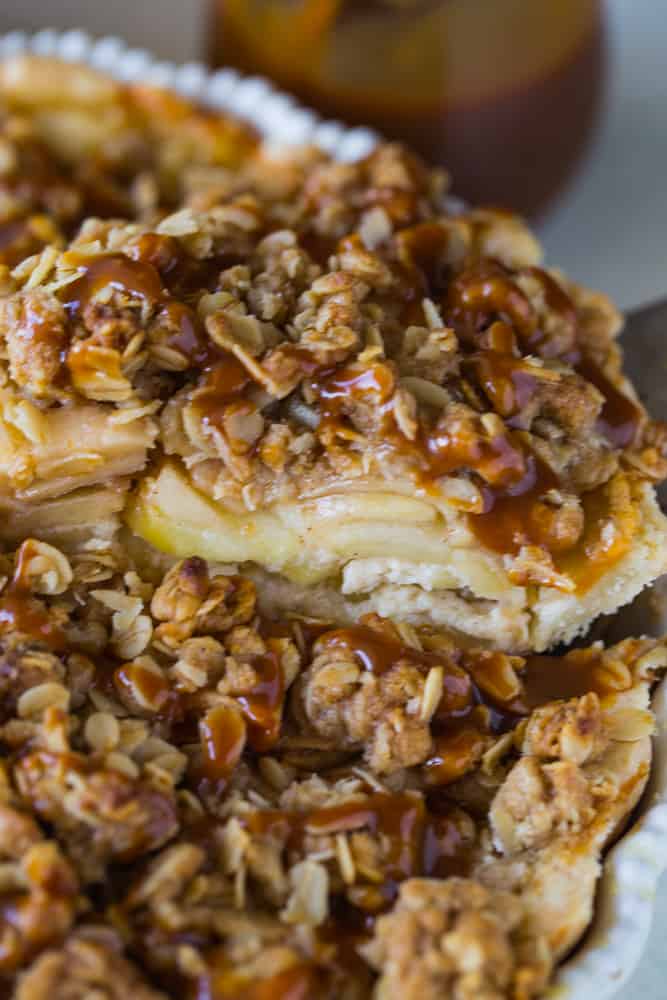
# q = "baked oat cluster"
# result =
<box><xmin>0</xmin><ymin>53</ymin><xmax>665</xmax><ymax>999</ymax></box>
<box><xmin>0</xmin><ymin>537</ymin><xmax>663</xmax><ymax>997</ymax></box>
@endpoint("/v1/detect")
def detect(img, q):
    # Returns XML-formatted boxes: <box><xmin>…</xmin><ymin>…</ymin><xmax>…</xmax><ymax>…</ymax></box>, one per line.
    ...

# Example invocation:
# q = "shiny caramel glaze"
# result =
<box><xmin>521</xmin><ymin>647</ymin><xmax>623</xmax><ymax>709</ymax></box>
<box><xmin>0</xmin><ymin>541</ymin><xmax>65</xmax><ymax>650</ymax></box>
<box><xmin>195</xmin><ymin>704</ymin><xmax>248</xmax><ymax>798</ymax></box>
<box><xmin>2</xmin><ymin>118</ymin><xmax>661</xmax><ymax>665</ymax></box>
<box><xmin>63</xmin><ymin>254</ymin><xmax>164</xmax><ymax>315</ymax></box>
<box><xmin>61</xmin><ymin>247</ymin><xmax>268</xmax><ymax>433</ymax></box>
<box><xmin>191</xmin><ymin>357</ymin><xmax>253</xmax><ymax>436</ymax></box>
<box><xmin>577</xmin><ymin>356</ymin><xmax>641</xmax><ymax>450</ymax></box>
<box><xmin>243</xmin><ymin>789</ymin><xmax>471</xmax><ymax>909</ymax></box>
<box><xmin>469</xmin><ymin>454</ymin><xmax>560</xmax><ymax>556</ymax></box>
<box><xmin>314</xmin><ymin>625</ymin><xmax>524</xmax><ymax>789</ymax></box>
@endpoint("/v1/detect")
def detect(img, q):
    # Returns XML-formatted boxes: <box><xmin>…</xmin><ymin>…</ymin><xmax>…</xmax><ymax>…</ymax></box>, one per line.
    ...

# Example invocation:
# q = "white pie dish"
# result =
<box><xmin>0</xmin><ymin>25</ymin><xmax>666</xmax><ymax>999</ymax></box>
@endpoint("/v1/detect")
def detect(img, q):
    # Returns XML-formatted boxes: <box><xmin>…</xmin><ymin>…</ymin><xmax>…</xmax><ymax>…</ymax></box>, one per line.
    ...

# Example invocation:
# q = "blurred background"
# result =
<box><xmin>0</xmin><ymin>0</ymin><xmax>665</xmax><ymax>311</ymax></box>
<box><xmin>0</xmin><ymin>4</ymin><xmax>664</xmax><ymax>991</ymax></box>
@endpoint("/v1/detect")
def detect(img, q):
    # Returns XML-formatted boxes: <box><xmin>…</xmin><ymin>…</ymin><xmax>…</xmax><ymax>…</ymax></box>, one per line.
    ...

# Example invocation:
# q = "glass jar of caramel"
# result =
<box><xmin>208</xmin><ymin>0</ymin><xmax>605</xmax><ymax>216</ymax></box>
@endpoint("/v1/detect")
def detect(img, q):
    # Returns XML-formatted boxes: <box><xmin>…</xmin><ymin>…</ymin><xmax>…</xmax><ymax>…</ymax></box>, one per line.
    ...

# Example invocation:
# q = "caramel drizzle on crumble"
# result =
<box><xmin>0</xmin><ymin>539</ymin><xmax>662</xmax><ymax>996</ymax></box>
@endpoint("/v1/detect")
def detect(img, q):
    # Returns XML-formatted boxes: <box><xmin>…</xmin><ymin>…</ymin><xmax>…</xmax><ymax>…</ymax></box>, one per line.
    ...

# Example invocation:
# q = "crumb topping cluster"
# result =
<box><xmin>0</xmin><ymin>537</ymin><xmax>662</xmax><ymax>997</ymax></box>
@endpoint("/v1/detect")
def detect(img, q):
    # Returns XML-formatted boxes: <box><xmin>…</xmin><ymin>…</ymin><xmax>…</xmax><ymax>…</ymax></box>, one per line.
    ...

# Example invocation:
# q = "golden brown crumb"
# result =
<box><xmin>15</xmin><ymin>930</ymin><xmax>166</xmax><ymax>1000</ymax></box>
<box><xmin>363</xmin><ymin>877</ymin><xmax>551</xmax><ymax>1000</ymax></box>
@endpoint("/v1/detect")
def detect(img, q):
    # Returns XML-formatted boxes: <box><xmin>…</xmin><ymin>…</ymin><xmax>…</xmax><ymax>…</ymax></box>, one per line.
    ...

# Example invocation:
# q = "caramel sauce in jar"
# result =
<box><xmin>210</xmin><ymin>0</ymin><xmax>604</xmax><ymax>215</ymax></box>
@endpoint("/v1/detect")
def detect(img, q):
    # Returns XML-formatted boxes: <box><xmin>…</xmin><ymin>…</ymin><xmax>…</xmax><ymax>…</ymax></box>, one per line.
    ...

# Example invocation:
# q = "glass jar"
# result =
<box><xmin>208</xmin><ymin>0</ymin><xmax>605</xmax><ymax>216</ymax></box>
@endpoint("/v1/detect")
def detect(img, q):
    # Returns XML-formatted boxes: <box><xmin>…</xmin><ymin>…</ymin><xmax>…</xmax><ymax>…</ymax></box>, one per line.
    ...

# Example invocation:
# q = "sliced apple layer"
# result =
<box><xmin>0</xmin><ymin>398</ymin><xmax>157</xmax><ymax>503</ymax></box>
<box><xmin>127</xmin><ymin>461</ymin><xmax>667</xmax><ymax>651</ymax></box>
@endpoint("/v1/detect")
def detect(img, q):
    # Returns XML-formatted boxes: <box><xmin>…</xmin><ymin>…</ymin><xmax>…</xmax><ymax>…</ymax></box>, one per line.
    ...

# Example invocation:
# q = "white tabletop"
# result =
<box><xmin>0</xmin><ymin>1</ymin><xmax>665</xmax><ymax>995</ymax></box>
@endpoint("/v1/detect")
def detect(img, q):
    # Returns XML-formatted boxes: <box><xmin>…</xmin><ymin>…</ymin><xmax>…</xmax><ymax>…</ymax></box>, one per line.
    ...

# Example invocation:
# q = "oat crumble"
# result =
<box><xmin>0</xmin><ymin>539</ymin><xmax>661</xmax><ymax>997</ymax></box>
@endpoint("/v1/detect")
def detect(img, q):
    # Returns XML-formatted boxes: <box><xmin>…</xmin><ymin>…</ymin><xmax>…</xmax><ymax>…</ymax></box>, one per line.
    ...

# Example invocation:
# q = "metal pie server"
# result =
<box><xmin>601</xmin><ymin>298</ymin><xmax>667</xmax><ymax>640</ymax></box>
<box><xmin>620</xmin><ymin>297</ymin><xmax>667</xmax><ymax>507</ymax></box>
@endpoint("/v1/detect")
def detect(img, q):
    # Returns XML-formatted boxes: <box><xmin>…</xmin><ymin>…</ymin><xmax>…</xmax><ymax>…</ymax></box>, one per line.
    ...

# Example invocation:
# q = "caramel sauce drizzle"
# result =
<box><xmin>196</xmin><ymin>704</ymin><xmax>248</xmax><ymax>798</ymax></box>
<box><xmin>467</xmin><ymin>350</ymin><xmax>539</xmax><ymax>426</ymax></box>
<box><xmin>62</xmin><ymin>253</ymin><xmax>164</xmax><ymax>315</ymax></box>
<box><xmin>190</xmin><ymin>356</ymin><xmax>252</xmax><ymax>435</ymax></box>
<box><xmin>576</xmin><ymin>355</ymin><xmax>641</xmax><ymax>450</ymax></box>
<box><xmin>246</xmin><ymin>964</ymin><xmax>321</xmax><ymax>1000</ymax></box>
<box><xmin>210</xmin><ymin>789</ymin><xmax>473</xmax><ymax>991</ymax></box>
<box><xmin>423</xmin><ymin>715</ymin><xmax>489</xmax><ymax>786</ymax></box>
<box><xmin>317</xmin><ymin>625</ymin><xmax>523</xmax><ymax>773</ymax></box>
<box><xmin>520</xmin><ymin>648</ymin><xmax>611</xmax><ymax>709</ymax></box>
<box><xmin>316</xmin><ymin>622</ymin><xmax>626</xmax><ymax>790</ymax></box>
<box><xmin>468</xmin><ymin>452</ymin><xmax>559</xmax><ymax>556</ymax></box>
<box><xmin>312</xmin><ymin>236</ymin><xmax>642</xmax><ymax>574</ymax></box>
<box><xmin>396</xmin><ymin>221</ymin><xmax>455</xmax><ymax>297</ymax></box>
<box><xmin>445</xmin><ymin>260</ymin><xmax>536</xmax><ymax>345</ymax></box>
<box><xmin>114</xmin><ymin>661</ymin><xmax>177</xmax><ymax>717</ymax></box>
<box><xmin>200</xmin><ymin>957</ymin><xmax>321</xmax><ymax>1000</ymax></box>
<box><xmin>0</xmin><ymin>543</ymin><xmax>65</xmax><ymax>650</ymax></box>
<box><xmin>56</xmin><ymin>226</ymin><xmax>641</xmax><ymax>585</ymax></box>
<box><xmin>236</xmin><ymin>649</ymin><xmax>285</xmax><ymax>752</ymax></box>
<box><xmin>62</xmin><ymin>246</ymin><xmax>217</xmax><ymax>366</ymax></box>
<box><xmin>244</xmin><ymin>789</ymin><xmax>470</xmax><ymax>901</ymax></box>
<box><xmin>60</xmin><ymin>242</ymin><xmax>261</xmax><ymax>429</ymax></box>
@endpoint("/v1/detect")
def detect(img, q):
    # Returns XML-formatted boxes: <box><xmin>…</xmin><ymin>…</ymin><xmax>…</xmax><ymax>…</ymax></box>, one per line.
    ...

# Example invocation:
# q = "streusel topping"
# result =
<box><xmin>0</xmin><ymin>538</ymin><xmax>662</xmax><ymax>997</ymax></box>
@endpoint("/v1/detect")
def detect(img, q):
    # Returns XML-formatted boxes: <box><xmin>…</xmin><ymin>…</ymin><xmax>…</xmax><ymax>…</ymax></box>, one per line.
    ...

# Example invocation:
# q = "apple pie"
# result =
<box><xmin>0</xmin><ymin>538</ymin><xmax>662</xmax><ymax>999</ymax></box>
<box><xmin>0</xmin><ymin>52</ymin><xmax>666</xmax><ymax>996</ymax></box>
<box><xmin>0</xmin><ymin>58</ymin><xmax>665</xmax><ymax>651</ymax></box>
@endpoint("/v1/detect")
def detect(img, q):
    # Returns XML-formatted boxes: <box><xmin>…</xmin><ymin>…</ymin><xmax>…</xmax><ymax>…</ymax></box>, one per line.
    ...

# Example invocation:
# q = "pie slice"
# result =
<box><xmin>1</xmin><ymin>165</ymin><xmax>665</xmax><ymax>652</ymax></box>
<box><xmin>0</xmin><ymin>55</ymin><xmax>665</xmax><ymax>652</ymax></box>
<box><xmin>0</xmin><ymin>539</ymin><xmax>663</xmax><ymax>998</ymax></box>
